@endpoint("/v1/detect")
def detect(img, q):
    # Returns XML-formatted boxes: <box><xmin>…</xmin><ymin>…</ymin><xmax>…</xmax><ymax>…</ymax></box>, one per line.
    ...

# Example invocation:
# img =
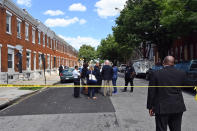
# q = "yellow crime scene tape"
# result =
<box><xmin>195</xmin><ymin>87</ymin><xmax>197</xmax><ymax>101</ymax></box>
<box><xmin>0</xmin><ymin>85</ymin><xmax>196</xmax><ymax>101</ymax></box>
<box><xmin>0</xmin><ymin>84</ymin><xmax>196</xmax><ymax>88</ymax></box>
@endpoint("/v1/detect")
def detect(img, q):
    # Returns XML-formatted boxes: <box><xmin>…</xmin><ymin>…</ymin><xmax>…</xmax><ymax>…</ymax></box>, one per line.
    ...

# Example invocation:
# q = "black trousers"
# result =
<box><xmin>124</xmin><ymin>79</ymin><xmax>134</xmax><ymax>92</ymax></box>
<box><xmin>155</xmin><ymin>113</ymin><xmax>183</xmax><ymax>131</ymax></box>
<box><xmin>95</xmin><ymin>80</ymin><xmax>102</xmax><ymax>93</ymax></box>
<box><xmin>74</xmin><ymin>78</ymin><xmax>80</xmax><ymax>97</ymax></box>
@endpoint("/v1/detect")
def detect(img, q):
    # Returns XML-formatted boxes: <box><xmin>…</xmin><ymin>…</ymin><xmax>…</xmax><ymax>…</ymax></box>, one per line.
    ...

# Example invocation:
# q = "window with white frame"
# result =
<box><xmin>17</xmin><ymin>18</ymin><xmax>21</xmax><ymax>38</ymax></box>
<box><xmin>47</xmin><ymin>37</ymin><xmax>49</xmax><ymax>47</ymax></box>
<box><xmin>53</xmin><ymin>40</ymin><xmax>55</xmax><ymax>50</ymax></box>
<box><xmin>43</xmin><ymin>34</ymin><xmax>45</xmax><ymax>46</ymax></box>
<box><xmin>51</xmin><ymin>56</ymin><xmax>52</xmax><ymax>69</ymax></box>
<box><xmin>39</xmin><ymin>54</ymin><xmax>42</xmax><ymax>69</ymax></box>
<box><xmin>34</xmin><ymin>53</ymin><xmax>36</xmax><ymax>70</ymax></box>
<box><xmin>26</xmin><ymin>51</ymin><xmax>31</xmax><ymax>70</ymax></box>
<box><xmin>8</xmin><ymin>48</ymin><xmax>14</xmax><ymax>71</ymax></box>
<box><xmin>0</xmin><ymin>44</ymin><xmax>2</xmax><ymax>72</ymax></box>
<box><xmin>38</xmin><ymin>31</ymin><xmax>41</xmax><ymax>44</ymax></box>
<box><xmin>47</xmin><ymin>55</ymin><xmax>50</xmax><ymax>69</ymax></box>
<box><xmin>51</xmin><ymin>39</ymin><xmax>52</xmax><ymax>49</ymax></box>
<box><xmin>6</xmin><ymin>11</ymin><xmax>12</xmax><ymax>34</ymax></box>
<box><xmin>32</xmin><ymin>28</ymin><xmax>35</xmax><ymax>44</ymax></box>
<box><xmin>25</xmin><ymin>23</ymin><xmax>29</xmax><ymax>40</ymax></box>
<box><xmin>54</xmin><ymin>57</ymin><xmax>56</xmax><ymax>68</ymax></box>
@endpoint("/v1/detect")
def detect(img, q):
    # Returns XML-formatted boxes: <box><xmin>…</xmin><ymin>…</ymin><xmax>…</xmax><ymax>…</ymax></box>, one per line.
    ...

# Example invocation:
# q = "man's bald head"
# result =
<box><xmin>163</xmin><ymin>56</ymin><xmax>175</xmax><ymax>66</ymax></box>
<box><xmin>105</xmin><ymin>60</ymin><xmax>110</xmax><ymax>65</ymax></box>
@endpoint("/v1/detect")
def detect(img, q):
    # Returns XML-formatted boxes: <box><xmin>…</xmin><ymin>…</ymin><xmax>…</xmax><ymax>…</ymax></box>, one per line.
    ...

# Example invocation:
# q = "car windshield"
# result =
<box><xmin>62</xmin><ymin>68</ymin><xmax>74</xmax><ymax>73</ymax></box>
<box><xmin>190</xmin><ymin>61</ymin><xmax>197</xmax><ymax>71</ymax></box>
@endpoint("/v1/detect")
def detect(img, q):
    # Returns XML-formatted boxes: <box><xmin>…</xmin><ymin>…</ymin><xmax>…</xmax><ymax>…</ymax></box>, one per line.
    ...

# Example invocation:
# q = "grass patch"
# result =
<box><xmin>19</xmin><ymin>86</ymin><xmax>43</xmax><ymax>90</ymax></box>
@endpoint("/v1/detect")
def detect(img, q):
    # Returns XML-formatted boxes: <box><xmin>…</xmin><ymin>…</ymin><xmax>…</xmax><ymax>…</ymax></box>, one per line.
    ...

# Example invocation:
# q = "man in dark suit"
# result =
<box><xmin>147</xmin><ymin>56</ymin><xmax>186</xmax><ymax>131</ymax></box>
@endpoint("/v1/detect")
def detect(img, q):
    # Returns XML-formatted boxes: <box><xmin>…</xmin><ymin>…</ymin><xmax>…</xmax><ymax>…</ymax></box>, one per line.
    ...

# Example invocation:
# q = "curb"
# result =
<box><xmin>0</xmin><ymin>80</ymin><xmax>60</xmax><ymax>111</ymax></box>
<box><xmin>0</xmin><ymin>90</ymin><xmax>39</xmax><ymax>111</ymax></box>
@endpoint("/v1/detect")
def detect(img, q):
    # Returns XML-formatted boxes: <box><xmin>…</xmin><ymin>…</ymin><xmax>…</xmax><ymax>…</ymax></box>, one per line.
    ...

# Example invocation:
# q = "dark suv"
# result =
<box><xmin>175</xmin><ymin>60</ymin><xmax>197</xmax><ymax>88</ymax></box>
<box><xmin>146</xmin><ymin>65</ymin><xmax>163</xmax><ymax>80</ymax></box>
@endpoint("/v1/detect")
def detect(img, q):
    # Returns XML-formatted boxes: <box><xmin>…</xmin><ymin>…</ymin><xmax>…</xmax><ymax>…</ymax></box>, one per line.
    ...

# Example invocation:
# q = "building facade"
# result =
<box><xmin>0</xmin><ymin>0</ymin><xmax>78</xmax><ymax>83</ymax></box>
<box><xmin>154</xmin><ymin>33</ymin><xmax>197</xmax><ymax>64</ymax></box>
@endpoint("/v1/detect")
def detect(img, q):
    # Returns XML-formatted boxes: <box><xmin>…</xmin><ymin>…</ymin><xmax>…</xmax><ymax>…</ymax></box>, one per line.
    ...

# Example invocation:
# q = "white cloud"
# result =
<box><xmin>17</xmin><ymin>0</ymin><xmax>31</xmax><ymax>7</ymax></box>
<box><xmin>95</xmin><ymin>0</ymin><xmax>127</xmax><ymax>18</ymax></box>
<box><xmin>59</xmin><ymin>35</ymin><xmax>100</xmax><ymax>50</ymax></box>
<box><xmin>79</xmin><ymin>19</ymin><xmax>87</xmax><ymax>25</ymax></box>
<box><xmin>44</xmin><ymin>17</ymin><xmax>87</xmax><ymax>27</ymax></box>
<box><xmin>69</xmin><ymin>3</ymin><xmax>87</xmax><ymax>12</ymax></box>
<box><xmin>44</xmin><ymin>10</ymin><xmax>64</xmax><ymax>16</ymax></box>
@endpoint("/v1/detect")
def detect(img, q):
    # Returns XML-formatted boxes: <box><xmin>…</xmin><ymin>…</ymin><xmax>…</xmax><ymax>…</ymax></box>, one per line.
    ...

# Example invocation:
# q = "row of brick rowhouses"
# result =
<box><xmin>0</xmin><ymin>0</ymin><xmax>78</xmax><ymax>83</ymax></box>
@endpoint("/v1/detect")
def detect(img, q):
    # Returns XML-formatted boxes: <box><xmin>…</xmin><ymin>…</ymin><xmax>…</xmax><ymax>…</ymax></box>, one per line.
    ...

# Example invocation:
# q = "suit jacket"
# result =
<box><xmin>147</xmin><ymin>66</ymin><xmax>186</xmax><ymax>114</ymax></box>
<box><xmin>125</xmin><ymin>66</ymin><xmax>135</xmax><ymax>81</ymax></box>
<box><xmin>101</xmin><ymin>65</ymin><xmax>113</xmax><ymax>80</ymax></box>
<box><xmin>94</xmin><ymin>66</ymin><xmax>102</xmax><ymax>81</ymax></box>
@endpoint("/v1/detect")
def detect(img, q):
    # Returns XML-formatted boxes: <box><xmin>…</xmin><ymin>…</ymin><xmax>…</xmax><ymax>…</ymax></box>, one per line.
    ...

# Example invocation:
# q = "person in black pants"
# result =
<box><xmin>94</xmin><ymin>62</ymin><xmax>102</xmax><ymax>93</ymax></box>
<box><xmin>86</xmin><ymin>65</ymin><xmax>98</xmax><ymax>99</ymax></box>
<box><xmin>81</xmin><ymin>63</ymin><xmax>88</xmax><ymax>94</ymax></box>
<box><xmin>72</xmin><ymin>66</ymin><xmax>81</xmax><ymax>98</ymax></box>
<box><xmin>122</xmin><ymin>63</ymin><xmax>135</xmax><ymax>92</ymax></box>
<box><xmin>147</xmin><ymin>56</ymin><xmax>187</xmax><ymax>131</ymax></box>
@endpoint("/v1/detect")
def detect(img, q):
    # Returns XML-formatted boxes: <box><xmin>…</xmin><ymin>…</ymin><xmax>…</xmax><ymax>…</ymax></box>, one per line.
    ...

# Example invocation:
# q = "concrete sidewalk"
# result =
<box><xmin>0</xmin><ymin>73</ymin><xmax>61</xmax><ymax>109</ymax></box>
<box><xmin>9</xmin><ymin>73</ymin><xmax>60</xmax><ymax>85</ymax></box>
<box><xmin>111</xmin><ymin>78</ymin><xmax>197</xmax><ymax>131</ymax></box>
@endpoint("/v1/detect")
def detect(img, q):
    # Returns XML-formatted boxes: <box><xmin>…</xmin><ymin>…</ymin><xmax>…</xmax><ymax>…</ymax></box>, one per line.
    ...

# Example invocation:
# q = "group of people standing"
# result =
<box><xmin>72</xmin><ymin>60</ymin><xmax>136</xmax><ymax>99</ymax></box>
<box><xmin>71</xmin><ymin>56</ymin><xmax>188</xmax><ymax>131</ymax></box>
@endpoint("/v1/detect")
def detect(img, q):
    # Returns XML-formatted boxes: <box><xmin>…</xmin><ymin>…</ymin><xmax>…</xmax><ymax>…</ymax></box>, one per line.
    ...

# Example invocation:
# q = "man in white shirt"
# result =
<box><xmin>73</xmin><ymin>66</ymin><xmax>81</xmax><ymax>98</ymax></box>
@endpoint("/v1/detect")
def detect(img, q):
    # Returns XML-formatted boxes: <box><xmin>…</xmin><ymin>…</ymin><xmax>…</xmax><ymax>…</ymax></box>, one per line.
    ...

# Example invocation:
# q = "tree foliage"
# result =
<box><xmin>113</xmin><ymin>0</ymin><xmax>197</xmax><ymax>59</ymax></box>
<box><xmin>78</xmin><ymin>45</ymin><xmax>97</xmax><ymax>63</ymax></box>
<box><xmin>97</xmin><ymin>34</ymin><xmax>133</xmax><ymax>63</ymax></box>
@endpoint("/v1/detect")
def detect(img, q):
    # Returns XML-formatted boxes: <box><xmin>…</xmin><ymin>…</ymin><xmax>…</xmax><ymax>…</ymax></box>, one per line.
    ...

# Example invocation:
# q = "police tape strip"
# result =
<box><xmin>0</xmin><ymin>84</ymin><xmax>197</xmax><ymax>88</ymax></box>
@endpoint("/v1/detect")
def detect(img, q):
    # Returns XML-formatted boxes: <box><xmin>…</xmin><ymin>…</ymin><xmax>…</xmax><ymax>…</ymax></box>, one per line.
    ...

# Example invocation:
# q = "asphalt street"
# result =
<box><xmin>0</xmin><ymin>87</ymin><xmax>114</xmax><ymax>116</ymax></box>
<box><xmin>0</xmin><ymin>74</ymin><xmax>196</xmax><ymax>131</ymax></box>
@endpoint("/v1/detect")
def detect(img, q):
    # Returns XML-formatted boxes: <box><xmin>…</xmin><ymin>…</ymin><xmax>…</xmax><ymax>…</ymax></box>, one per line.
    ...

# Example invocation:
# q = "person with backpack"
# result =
<box><xmin>122</xmin><ymin>62</ymin><xmax>135</xmax><ymax>92</ymax></box>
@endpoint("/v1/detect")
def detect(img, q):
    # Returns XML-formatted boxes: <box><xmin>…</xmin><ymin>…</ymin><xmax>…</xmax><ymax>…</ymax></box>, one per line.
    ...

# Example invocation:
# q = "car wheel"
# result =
<box><xmin>60</xmin><ymin>80</ymin><xmax>64</xmax><ymax>83</ymax></box>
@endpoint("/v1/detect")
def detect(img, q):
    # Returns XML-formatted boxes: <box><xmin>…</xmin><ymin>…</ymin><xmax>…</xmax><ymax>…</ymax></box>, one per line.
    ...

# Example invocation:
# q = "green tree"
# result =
<box><xmin>97</xmin><ymin>34</ymin><xmax>133</xmax><ymax>63</ymax></box>
<box><xmin>78</xmin><ymin>45</ymin><xmax>97</xmax><ymax>63</ymax></box>
<box><xmin>113</xmin><ymin>0</ymin><xmax>197</xmax><ymax>59</ymax></box>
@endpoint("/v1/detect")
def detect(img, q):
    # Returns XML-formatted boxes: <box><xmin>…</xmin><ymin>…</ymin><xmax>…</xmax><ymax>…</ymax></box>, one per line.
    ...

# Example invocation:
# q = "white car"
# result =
<box><xmin>119</xmin><ymin>64</ymin><xmax>127</xmax><ymax>73</ymax></box>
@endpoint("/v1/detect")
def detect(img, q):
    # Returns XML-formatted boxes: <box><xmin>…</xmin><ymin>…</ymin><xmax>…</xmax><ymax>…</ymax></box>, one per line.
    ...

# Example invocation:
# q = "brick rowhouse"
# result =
<box><xmin>0</xmin><ymin>0</ymin><xmax>78</xmax><ymax>83</ymax></box>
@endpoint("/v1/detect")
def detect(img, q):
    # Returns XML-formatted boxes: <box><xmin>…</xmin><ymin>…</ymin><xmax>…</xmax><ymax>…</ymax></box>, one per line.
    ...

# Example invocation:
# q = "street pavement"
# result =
<box><xmin>0</xmin><ymin>74</ymin><xmax>196</xmax><ymax>131</ymax></box>
<box><xmin>0</xmin><ymin>73</ymin><xmax>61</xmax><ymax>109</ymax></box>
<box><xmin>0</xmin><ymin>87</ymin><xmax>33</xmax><ymax>109</ymax></box>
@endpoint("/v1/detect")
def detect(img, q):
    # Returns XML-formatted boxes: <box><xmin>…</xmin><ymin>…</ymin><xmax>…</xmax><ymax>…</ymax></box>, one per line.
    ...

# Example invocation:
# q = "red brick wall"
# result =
<box><xmin>0</xmin><ymin>6</ymin><xmax>78</xmax><ymax>72</ymax></box>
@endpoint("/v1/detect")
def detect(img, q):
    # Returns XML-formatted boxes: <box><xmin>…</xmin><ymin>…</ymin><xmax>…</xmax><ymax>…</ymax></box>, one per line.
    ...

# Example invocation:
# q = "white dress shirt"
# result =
<box><xmin>73</xmin><ymin>69</ymin><xmax>80</xmax><ymax>79</ymax></box>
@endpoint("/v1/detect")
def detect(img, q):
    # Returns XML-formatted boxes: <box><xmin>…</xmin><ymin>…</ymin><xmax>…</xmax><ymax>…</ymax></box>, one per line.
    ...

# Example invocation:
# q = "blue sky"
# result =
<box><xmin>13</xmin><ymin>0</ymin><xmax>127</xmax><ymax>50</ymax></box>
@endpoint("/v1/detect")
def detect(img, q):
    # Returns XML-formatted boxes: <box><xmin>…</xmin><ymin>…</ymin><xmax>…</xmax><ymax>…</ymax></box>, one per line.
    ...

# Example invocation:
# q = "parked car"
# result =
<box><xmin>118</xmin><ymin>64</ymin><xmax>127</xmax><ymax>73</ymax></box>
<box><xmin>133</xmin><ymin>59</ymin><xmax>154</xmax><ymax>78</ymax></box>
<box><xmin>175</xmin><ymin>60</ymin><xmax>197</xmax><ymax>90</ymax></box>
<box><xmin>145</xmin><ymin>65</ymin><xmax>163</xmax><ymax>80</ymax></box>
<box><xmin>60</xmin><ymin>68</ymin><xmax>75</xmax><ymax>83</ymax></box>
